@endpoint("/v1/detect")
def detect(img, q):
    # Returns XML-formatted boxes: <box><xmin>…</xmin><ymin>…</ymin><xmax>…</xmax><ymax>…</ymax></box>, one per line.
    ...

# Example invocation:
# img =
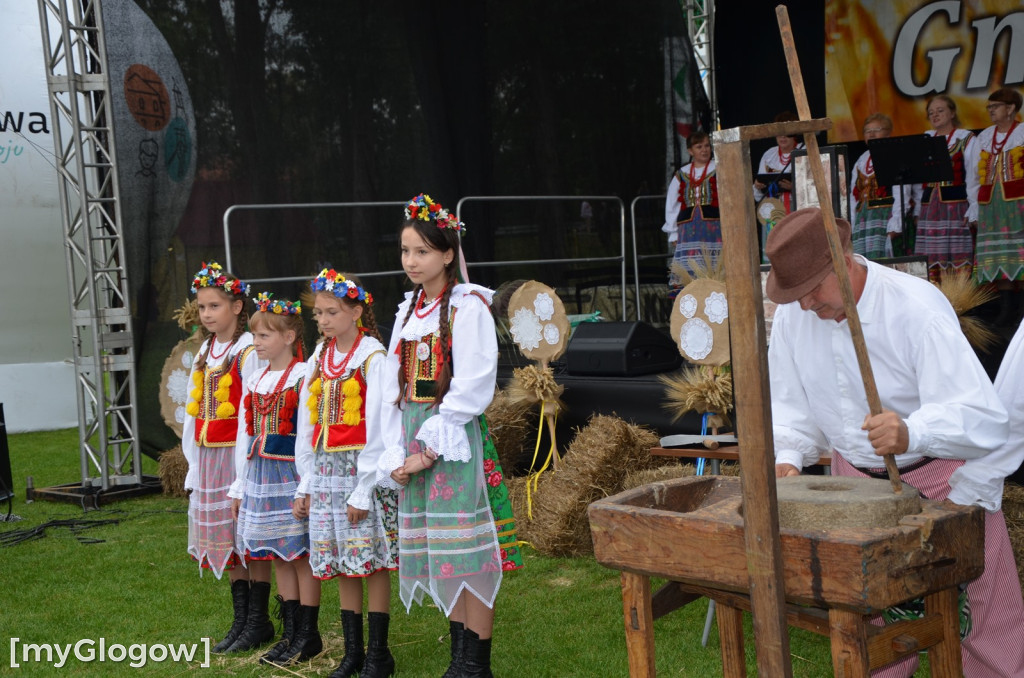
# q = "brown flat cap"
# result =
<box><xmin>765</xmin><ymin>207</ymin><xmax>852</xmax><ymax>304</ymax></box>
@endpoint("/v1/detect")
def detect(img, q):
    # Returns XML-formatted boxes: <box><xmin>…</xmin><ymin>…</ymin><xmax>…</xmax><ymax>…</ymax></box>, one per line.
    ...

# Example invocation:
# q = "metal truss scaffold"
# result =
<box><xmin>35</xmin><ymin>0</ymin><xmax>144</xmax><ymax>495</ymax></box>
<box><xmin>684</xmin><ymin>0</ymin><xmax>717</xmax><ymax>128</ymax></box>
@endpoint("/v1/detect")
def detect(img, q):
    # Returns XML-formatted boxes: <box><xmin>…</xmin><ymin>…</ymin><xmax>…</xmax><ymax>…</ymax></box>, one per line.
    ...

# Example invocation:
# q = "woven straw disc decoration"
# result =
<box><xmin>159</xmin><ymin>334</ymin><xmax>204</xmax><ymax>436</ymax></box>
<box><xmin>670</xmin><ymin>278</ymin><xmax>730</xmax><ymax>366</ymax></box>
<box><xmin>756</xmin><ymin>196</ymin><xmax>787</xmax><ymax>228</ymax></box>
<box><xmin>507</xmin><ymin>281</ymin><xmax>571</xmax><ymax>362</ymax></box>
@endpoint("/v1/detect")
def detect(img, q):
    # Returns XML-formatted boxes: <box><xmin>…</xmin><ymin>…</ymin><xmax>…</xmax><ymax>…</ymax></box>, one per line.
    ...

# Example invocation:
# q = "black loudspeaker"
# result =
<box><xmin>565</xmin><ymin>322</ymin><xmax>682</xmax><ymax>377</ymax></box>
<box><xmin>0</xmin><ymin>403</ymin><xmax>12</xmax><ymax>502</ymax></box>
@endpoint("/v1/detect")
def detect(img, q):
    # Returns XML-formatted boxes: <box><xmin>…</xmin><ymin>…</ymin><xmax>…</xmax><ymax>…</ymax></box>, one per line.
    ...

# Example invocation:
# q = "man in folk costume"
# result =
<box><xmin>766</xmin><ymin>207</ymin><xmax>1024</xmax><ymax>677</ymax></box>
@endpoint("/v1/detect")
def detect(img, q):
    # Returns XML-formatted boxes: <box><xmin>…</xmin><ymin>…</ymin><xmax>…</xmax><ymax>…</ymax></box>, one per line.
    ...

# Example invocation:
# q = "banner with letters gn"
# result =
<box><xmin>825</xmin><ymin>0</ymin><xmax>1023</xmax><ymax>141</ymax></box>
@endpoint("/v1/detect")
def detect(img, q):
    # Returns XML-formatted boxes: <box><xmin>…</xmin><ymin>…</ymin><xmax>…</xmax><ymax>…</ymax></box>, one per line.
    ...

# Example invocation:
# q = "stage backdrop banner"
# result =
<box><xmin>825</xmin><ymin>0</ymin><xmax>1023</xmax><ymax>141</ymax></box>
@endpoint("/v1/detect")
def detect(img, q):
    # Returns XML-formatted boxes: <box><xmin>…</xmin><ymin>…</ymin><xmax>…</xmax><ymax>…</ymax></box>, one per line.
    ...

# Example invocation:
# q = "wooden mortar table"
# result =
<box><xmin>588</xmin><ymin>475</ymin><xmax>984</xmax><ymax>677</ymax></box>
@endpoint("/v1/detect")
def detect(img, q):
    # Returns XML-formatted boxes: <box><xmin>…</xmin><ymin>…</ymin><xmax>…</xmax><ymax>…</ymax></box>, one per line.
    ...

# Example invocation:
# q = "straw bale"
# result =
<box><xmin>485</xmin><ymin>388</ymin><xmax>537</xmax><ymax>476</ymax></box>
<box><xmin>158</xmin><ymin>445</ymin><xmax>189</xmax><ymax>498</ymax></box>
<box><xmin>519</xmin><ymin>414</ymin><xmax>660</xmax><ymax>557</ymax></box>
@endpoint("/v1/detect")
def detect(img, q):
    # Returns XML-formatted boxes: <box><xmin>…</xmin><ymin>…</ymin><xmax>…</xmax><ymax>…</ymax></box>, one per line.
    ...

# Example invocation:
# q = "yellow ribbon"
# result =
<box><xmin>525</xmin><ymin>400</ymin><xmax>559</xmax><ymax>520</ymax></box>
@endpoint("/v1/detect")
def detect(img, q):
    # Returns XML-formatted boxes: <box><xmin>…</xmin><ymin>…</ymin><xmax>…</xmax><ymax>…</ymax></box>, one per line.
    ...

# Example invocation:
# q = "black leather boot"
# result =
<box><xmin>212</xmin><ymin>579</ymin><xmax>249</xmax><ymax>653</ymax></box>
<box><xmin>275</xmin><ymin>604</ymin><xmax>323</xmax><ymax>664</ymax></box>
<box><xmin>260</xmin><ymin>597</ymin><xmax>299</xmax><ymax>665</ymax></box>
<box><xmin>441</xmin><ymin>620</ymin><xmax>466</xmax><ymax>678</ymax></box>
<box><xmin>359</xmin><ymin>612</ymin><xmax>395</xmax><ymax>678</ymax></box>
<box><xmin>460</xmin><ymin>628</ymin><xmax>493</xmax><ymax>678</ymax></box>
<box><xmin>328</xmin><ymin>610</ymin><xmax>364</xmax><ymax>678</ymax></box>
<box><xmin>225</xmin><ymin>581</ymin><xmax>275</xmax><ymax>652</ymax></box>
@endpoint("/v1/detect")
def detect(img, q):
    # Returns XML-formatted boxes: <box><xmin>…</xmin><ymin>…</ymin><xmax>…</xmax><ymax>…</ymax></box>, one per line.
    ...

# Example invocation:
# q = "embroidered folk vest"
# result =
<box><xmin>311</xmin><ymin>353</ymin><xmax>383</xmax><ymax>452</ymax></box>
<box><xmin>246</xmin><ymin>379</ymin><xmax>302</xmax><ymax>460</ymax></box>
<box><xmin>194</xmin><ymin>346</ymin><xmax>254</xmax><ymax>448</ymax></box>
<box><xmin>854</xmin><ymin>166</ymin><xmax>893</xmax><ymax>210</ymax></box>
<box><xmin>922</xmin><ymin>136</ymin><xmax>970</xmax><ymax>203</ymax></box>
<box><xmin>978</xmin><ymin>147</ymin><xmax>1024</xmax><ymax>203</ymax></box>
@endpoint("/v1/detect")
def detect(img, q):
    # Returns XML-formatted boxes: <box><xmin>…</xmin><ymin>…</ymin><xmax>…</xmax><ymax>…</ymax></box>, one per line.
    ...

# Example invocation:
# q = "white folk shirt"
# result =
<box><xmin>377</xmin><ymin>284</ymin><xmax>499</xmax><ymax>487</ymax></box>
<box><xmin>769</xmin><ymin>258</ymin><xmax>1008</xmax><ymax>509</ymax></box>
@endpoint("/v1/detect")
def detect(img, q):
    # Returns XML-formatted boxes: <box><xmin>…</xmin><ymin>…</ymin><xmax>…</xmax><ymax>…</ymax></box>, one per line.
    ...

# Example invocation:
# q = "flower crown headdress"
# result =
<box><xmin>404</xmin><ymin>193</ymin><xmax>465</xmax><ymax>233</ymax></box>
<box><xmin>190</xmin><ymin>260</ymin><xmax>250</xmax><ymax>297</ymax></box>
<box><xmin>254</xmin><ymin>292</ymin><xmax>301</xmax><ymax>315</ymax></box>
<box><xmin>310</xmin><ymin>269</ymin><xmax>373</xmax><ymax>305</ymax></box>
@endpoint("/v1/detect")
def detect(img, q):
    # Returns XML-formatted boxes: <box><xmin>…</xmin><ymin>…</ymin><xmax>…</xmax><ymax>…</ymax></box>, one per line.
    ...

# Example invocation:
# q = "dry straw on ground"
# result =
<box><xmin>484</xmin><ymin>387</ymin><xmax>537</xmax><ymax>476</ymax></box>
<box><xmin>507</xmin><ymin>414</ymin><xmax>660</xmax><ymax>557</ymax></box>
<box><xmin>158</xmin><ymin>445</ymin><xmax>189</xmax><ymax>498</ymax></box>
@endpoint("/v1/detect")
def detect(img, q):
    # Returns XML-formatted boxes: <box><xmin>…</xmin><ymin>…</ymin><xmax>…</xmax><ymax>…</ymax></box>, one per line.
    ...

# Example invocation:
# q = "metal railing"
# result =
<box><xmin>456</xmin><ymin>195</ymin><xmax>633</xmax><ymax>319</ymax></box>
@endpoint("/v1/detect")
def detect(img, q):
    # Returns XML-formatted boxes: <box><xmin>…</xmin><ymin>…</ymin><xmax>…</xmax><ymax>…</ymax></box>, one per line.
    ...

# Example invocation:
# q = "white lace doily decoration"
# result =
<box><xmin>167</xmin><ymin>369</ymin><xmax>188</xmax><ymax>407</ymax></box>
<box><xmin>510</xmin><ymin>307</ymin><xmax>542</xmax><ymax>350</ymax></box>
<box><xmin>543</xmin><ymin>323</ymin><xmax>560</xmax><ymax>345</ymax></box>
<box><xmin>704</xmin><ymin>291</ymin><xmax>728</xmax><ymax>325</ymax></box>
<box><xmin>174</xmin><ymin>405</ymin><xmax>186</xmax><ymax>425</ymax></box>
<box><xmin>679</xmin><ymin>318</ymin><xmax>714</xmax><ymax>361</ymax></box>
<box><xmin>534</xmin><ymin>293</ymin><xmax>555</xmax><ymax>321</ymax></box>
<box><xmin>679</xmin><ymin>294</ymin><xmax>698</xmax><ymax>319</ymax></box>
<box><xmin>180</xmin><ymin>350</ymin><xmax>194</xmax><ymax>369</ymax></box>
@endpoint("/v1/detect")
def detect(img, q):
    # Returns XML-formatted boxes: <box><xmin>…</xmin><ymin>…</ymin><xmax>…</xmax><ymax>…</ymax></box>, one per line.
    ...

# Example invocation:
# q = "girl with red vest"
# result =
<box><xmin>379</xmin><ymin>194</ymin><xmax>523</xmax><ymax>678</ymax></box>
<box><xmin>295</xmin><ymin>271</ymin><xmax>398</xmax><ymax>678</ymax></box>
<box><xmin>229</xmin><ymin>293</ymin><xmax>320</xmax><ymax>666</ymax></box>
<box><xmin>181</xmin><ymin>261</ymin><xmax>272</xmax><ymax>653</ymax></box>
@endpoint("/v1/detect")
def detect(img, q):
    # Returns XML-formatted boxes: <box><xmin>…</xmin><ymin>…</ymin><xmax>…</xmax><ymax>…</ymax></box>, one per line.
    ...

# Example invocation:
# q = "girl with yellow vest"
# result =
<box><xmin>182</xmin><ymin>261</ymin><xmax>272</xmax><ymax>653</ymax></box>
<box><xmin>295</xmin><ymin>271</ymin><xmax>398</xmax><ymax>678</ymax></box>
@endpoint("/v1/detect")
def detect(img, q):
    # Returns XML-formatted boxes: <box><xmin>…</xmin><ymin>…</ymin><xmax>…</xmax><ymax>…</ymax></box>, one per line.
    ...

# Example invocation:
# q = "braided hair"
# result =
<box><xmin>395</xmin><ymin>218</ymin><xmax>461</xmax><ymax>409</ymax></box>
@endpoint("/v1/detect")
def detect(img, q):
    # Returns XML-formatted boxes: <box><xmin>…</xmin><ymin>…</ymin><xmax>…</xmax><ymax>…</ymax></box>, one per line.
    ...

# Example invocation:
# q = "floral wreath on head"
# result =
<box><xmin>404</xmin><ymin>193</ymin><xmax>465</xmax><ymax>233</ymax></box>
<box><xmin>310</xmin><ymin>269</ymin><xmax>373</xmax><ymax>305</ymax></box>
<box><xmin>190</xmin><ymin>260</ymin><xmax>249</xmax><ymax>297</ymax></box>
<box><xmin>254</xmin><ymin>291</ymin><xmax>301</xmax><ymax>315</ymax></box>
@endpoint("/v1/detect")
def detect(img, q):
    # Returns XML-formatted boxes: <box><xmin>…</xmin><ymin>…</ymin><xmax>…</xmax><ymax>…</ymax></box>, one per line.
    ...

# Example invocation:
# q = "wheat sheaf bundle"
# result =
<box><xmin>172</xmin><ymin>299</ymin><xmax>201</xmax><ymax>334</ymax></box>
<box><xmin>935</xmin><ymin>270</ymin><xmax>998</xmax><ymax>353</ymax></box>
<box><xmin>670</xmin><ymin>248</ymin><xmax>726</xmax><ymax>289</ymax></box>
<box><xmin>505</xmin><ymin>364</ymin><xmax>565</xmax><ymax>411</ymax></box>
<box><xmin>659</xmin><ymin>364</ymin><xmax>733</xmax><ymax>426</ymax></box>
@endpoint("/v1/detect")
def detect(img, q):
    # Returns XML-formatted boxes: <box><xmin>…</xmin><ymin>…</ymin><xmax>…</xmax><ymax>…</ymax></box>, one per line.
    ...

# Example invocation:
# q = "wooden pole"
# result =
<box><xmin>714</xmin><ymin>128</ymin><xmax>794</xmax><ymax>677</ymax></box>
<box><xmin>774</xmin><ymin>5</ymin><xmax>902</xmax><ymax>493</ymax></box>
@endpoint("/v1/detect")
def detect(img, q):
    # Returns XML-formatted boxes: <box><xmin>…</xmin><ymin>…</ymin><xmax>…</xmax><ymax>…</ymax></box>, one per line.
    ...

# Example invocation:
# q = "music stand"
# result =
<box><xmin>867</xmin><ymin>134</ymin><xmax>954</xmax><ymax>234</ymax></box>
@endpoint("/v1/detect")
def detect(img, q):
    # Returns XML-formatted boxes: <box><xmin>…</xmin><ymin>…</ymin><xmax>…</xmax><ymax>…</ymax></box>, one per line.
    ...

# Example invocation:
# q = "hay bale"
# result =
<box><xmin>159</xmin><ymin>445</ymin><xmax>189</xmax><ymax>498</ymax></box>
<box><xmin>524</xmin><ymin>414</ymin><xmax>660</xmax><ymax>557</ymax></box>
<box><xmin>1004</xmin><ymin>481</ymin><xmax>1024</xmax><ymax>587</ymax></box>
<box><xmin>485</xmin><ymin>388</ymin><xmax>536</xmax><ymax>477</ymax></box>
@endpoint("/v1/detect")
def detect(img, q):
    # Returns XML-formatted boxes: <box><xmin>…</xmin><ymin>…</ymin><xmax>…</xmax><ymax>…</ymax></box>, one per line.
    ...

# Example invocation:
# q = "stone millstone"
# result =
<box><xmin>775</xmin><ymin>475</ymin><xmax>922</xmax><ymax>531</ymax></box>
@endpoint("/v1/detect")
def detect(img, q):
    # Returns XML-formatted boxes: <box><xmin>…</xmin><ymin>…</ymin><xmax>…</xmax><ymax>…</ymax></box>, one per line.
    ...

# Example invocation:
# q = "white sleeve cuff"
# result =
<box><xmin>348</xmin><ymin>485</ymin><xmax>371</xmax><ymax>511</ymax></box>
<box><xmin>295</xmin><ymin>476</ymin><xmax>311</xmax><ymax>498</ymax></box>
<box><xmin>227</xmin><ymin>479</ymin><xmax>244</xmax><ymax>500</ymax></box>
<box><xmin>183</xmin><ymin>467</ymin><xmax>197</xmax><ymax>492</ymax></box>
<box><xmin>774</xmin><ymin>449</ymin><xmax>805</xmax><ymax>471</ymax></box>
<box><xmin>377</xmin><ymin>446</ymin><xmax>406</xmax><ymax>489</ymax></box>
<box><xmin>416</xmin><ymin>414</ymin><xmax>471</xmax><ymax>462</ymax></box>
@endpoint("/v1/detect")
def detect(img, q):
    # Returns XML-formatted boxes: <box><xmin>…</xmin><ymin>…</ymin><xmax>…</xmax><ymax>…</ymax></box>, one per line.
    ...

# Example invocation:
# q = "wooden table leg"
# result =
<box><xmin>621</xmin><ymin>571</ymin><xmax>656</xmax><ymax>677</ymax></box>
<box><xmin>828</xmin><ymin>608</ymin><xmax>871</xmax><ymax>678</ymax></box>
<box><xmin>924</xmin><ymin>587</ymin><xmax>963</xmax><ymax>677</ymax></box>
<box><xmin>716</xmin><ymin>600</ymin><xmax>748</xmax><ymax>677</ymax></box>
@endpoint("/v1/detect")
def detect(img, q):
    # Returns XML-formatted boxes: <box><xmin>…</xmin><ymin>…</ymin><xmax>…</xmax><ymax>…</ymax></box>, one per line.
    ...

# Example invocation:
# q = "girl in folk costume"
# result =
<box><xmin>662</xmin><ymin>131</ymin><xmax>719</xmax><ymax>293</ymax></box>
<box><xmin>378</xmin><ymin>194</ymin><xmax>523</xmax><ymax>678</ymax></box>
<box><xmin>753</xmin><ymin>111</ymin><xmax>804</xmax><ymax>256</ymax></box>
<box><xmin>966</xmin><ymin>87</ymin><xmax>1024</xmax><ymax>324</ymax></box>
<box><xmin>181</xmin><ymin>261</ymin><xmax>272</xmax><ymax>653</ymax></box>
<box><xmin>295</xmin><ymin>270</ymin><xmax>398</xmax><ymax>678</ymax></box>
<box><xmin>914</xmin><ymin>95</ymin><xmax>979</xmax><ymax>282</ymax></box>
<box><xmin>850</xmin><ymin>113</ymin><xmax>915</xmax><ymax>259</ymax></box>
<box><xmin>229</xmin><ymin>293</ymin><xmax>321</xmax><ymax>666</ymax></box>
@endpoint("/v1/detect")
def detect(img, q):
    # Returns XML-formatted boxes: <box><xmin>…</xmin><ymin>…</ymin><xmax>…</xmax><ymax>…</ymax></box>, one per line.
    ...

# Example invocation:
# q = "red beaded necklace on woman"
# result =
<box><xmin>414</xmin><ymin>285</ymin><xmax>448</xmax><ymax>319</ymax></box>
<box><xmin>991</xmin><ymin>121</ymin><xmax>1019</xmax><ymax>155</ymax></box>
<box><xmin>321</xmin><ymin>334</ymin><xmax>363</xmax><ymax>381</ymax></box>
<box><xmin>252</xmin><ymin>358</ymin><xmax>300</xmax><ymax>415</ymax></box>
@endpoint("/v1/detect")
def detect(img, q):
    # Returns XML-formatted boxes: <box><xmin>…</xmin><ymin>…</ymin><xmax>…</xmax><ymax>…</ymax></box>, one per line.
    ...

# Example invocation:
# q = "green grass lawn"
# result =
<box><xmin>0</xmin><ymin>429</ymin><xmax>927</xmax><ymax>677</ymax></box>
